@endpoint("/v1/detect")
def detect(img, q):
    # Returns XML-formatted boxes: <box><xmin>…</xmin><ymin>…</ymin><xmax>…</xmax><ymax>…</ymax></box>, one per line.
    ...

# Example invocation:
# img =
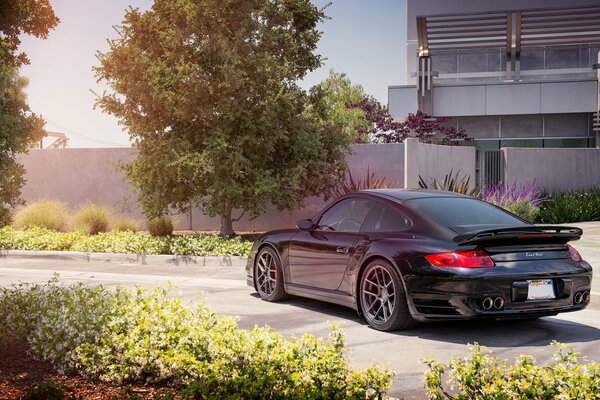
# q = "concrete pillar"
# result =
<box><xmin>404</xmin><ymin>138</ymin><xmax>420</xmax><ymax>189</ymax></box>
<box><xmin>416</xmin><ymin>56</ymin><xmax>434</xmax><ymax>116</ymax></box>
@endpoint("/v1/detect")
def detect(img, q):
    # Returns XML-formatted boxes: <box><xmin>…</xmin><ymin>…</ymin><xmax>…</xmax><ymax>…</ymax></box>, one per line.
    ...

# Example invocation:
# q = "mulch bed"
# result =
<box><xmin>0</xmin><ymin>336</ymin><xmax>179</xmax><ymax>399</ymax></box>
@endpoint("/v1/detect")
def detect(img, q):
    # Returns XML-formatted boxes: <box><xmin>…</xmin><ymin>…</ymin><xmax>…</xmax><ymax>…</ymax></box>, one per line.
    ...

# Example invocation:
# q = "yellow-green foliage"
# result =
<box><xmin>146</xmin><ymin>215</ymin><xmax>174</xmax><ymax>237</ymax></box>
<box><xmin>0</xmin><ymin>226</ymin><xmax>252</xmax><ymax>256</ymax></box>
<box><xmin>111</xmin><ymin>216</ymin><xmax>139</xmax><ymax>232</ymax></box>
<box><xmin>74</xmin><ymin>204</ymin><xmax>112</xmax><ymax>235</ymax></box>
<box><xmin>0</xmin><ymin>278</ymin><xmax>394</xmax><ymax>398</ymax></box>
<box><xmin>12</xmin><ymin>200</ymin><xmax>70</xmax><ymax>232</ymax></box>
<box><xmin>423</xmin><ymin>343</ymin><xmax>600</xmax><ymax>400</ymax></box>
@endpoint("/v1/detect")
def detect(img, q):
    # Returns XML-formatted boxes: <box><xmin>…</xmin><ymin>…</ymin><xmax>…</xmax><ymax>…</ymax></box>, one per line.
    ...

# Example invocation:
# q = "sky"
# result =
<box><xmin>19</xmin><ymin>0</ymin><xmax>407</xmax><ymax>148</ymax></box>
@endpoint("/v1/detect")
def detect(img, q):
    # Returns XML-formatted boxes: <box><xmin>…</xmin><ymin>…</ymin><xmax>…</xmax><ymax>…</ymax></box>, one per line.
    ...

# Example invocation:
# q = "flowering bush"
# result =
<box><xmin>0</xmin><ymin>278</ymin><xmax>393</xmax><ymax>399</ymax></box>
<box><xmin>422</xmin><ymin>342</ymin><xmax>600</xmax><ymax>400</ymax></box>
<box><xmin>0</xmin><ymin>226</ymin><xmax>252</xmax><ymax>256</ymax></box>
<box><xmin>479</xmin><ymin>182</ymin><xmax>543</xmax><ymax>222</ymax></box>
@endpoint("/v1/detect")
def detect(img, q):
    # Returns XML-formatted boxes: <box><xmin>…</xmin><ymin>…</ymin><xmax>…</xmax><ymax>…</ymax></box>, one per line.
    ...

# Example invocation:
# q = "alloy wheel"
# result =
<box><xmin>361</xmin><ymin>265</ymin><xmax>396</xmax><ymax>325</ymax></box>
<box><xmin>256</xmin><ymin>250</ymin><xmax>278</xmax><ymax>297</ymax></box>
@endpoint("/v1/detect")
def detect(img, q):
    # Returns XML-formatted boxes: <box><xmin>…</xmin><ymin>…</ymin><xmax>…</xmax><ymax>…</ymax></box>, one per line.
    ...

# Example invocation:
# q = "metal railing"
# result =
<box><xmin>477</xmin><ymin>149</ymin><xmax>504</xmax><ymax>188</ymax></box>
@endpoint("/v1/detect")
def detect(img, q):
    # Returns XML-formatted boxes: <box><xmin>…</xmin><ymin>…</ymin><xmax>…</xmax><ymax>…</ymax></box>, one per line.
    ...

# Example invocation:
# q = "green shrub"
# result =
<box><xmin>0</xmin><ymin>226</ymin><xmax>252</xmax><ymax>256</ymax></box>
<box><xmin>146</xmin><ymin>216</ymin><xmax>174</xmax><ymax>237</ymax></box>
<box><xmin>20</xmin><ymin>380</ymin><xmax>81</xmax><ymax>400</ymax></box>
<box><xmin>422</xmin><ymin>342</ymin><xmax>600</xmax><ymax>400</ymax></box>
<box><xmin>0</xmin><ymin>278</ymin><xmax>393</xmax><ymax>399</ymax></box>
<box><xmin>12</xmin><ymin>200</ymin><xmax>70</xmax><ymax>232</ymax></box>
<box><xmin>112</xmin><ymin>216</ymin><xmax>139</xmax><ymax>232</ymax></box>
<box><xmin>74</xmin><ymin>204</ymin><xmax>112</xmax><ymax>235</ymax></box>
<box><xmin>539</xmin><ymin>187</ymin><xmax>600</xmax><ymax>223</ymax></box>
<box><xmin>0</xmin><ymin>226</ymin><xmax>86</xmax><ymax>251</ymax></box>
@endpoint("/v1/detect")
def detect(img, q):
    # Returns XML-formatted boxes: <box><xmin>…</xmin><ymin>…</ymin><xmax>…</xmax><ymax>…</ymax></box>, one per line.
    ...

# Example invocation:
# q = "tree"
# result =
<box><xmin>348</xmin><ymin>98</ymin><xmax>471</xmax><ymax>145</ymax></box>
<box><xmin>307</xmin><ymin>70</ymin><xmax>372</xmax><ymax>143</ymax></box>
<box><xmin>0</xmin><ymin>0</ymin><xmax>59</xmax><ymax>65</ymax></box>
<box><xmin>95</xmin><ymin>0</ymin><xmax>350</xmax><ymax>236</ymax></box>
<box><xmin>0</xmin><ymin>0</ymin><xmax>58</xmax><ymax>225</ymax></box>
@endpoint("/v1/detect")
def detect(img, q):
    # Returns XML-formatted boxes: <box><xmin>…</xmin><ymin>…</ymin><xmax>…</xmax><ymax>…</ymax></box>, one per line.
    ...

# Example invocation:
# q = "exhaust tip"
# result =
<box><xmin>574</xmin><ymin>292</ymin><xmax>583</xmax><ymax>304</ymax></box>
<box><xmin>482</xmin><ymin>297</ymin><xmax>493</xmax><ymax>310</ymax></box>
<box><xmin>493</xmin><ymin>297</ymin><xmax>504</xmax><ymax>310</ymax></box>
<box><xmin>583</xmin><ymin>291</ymin><xmax>590</xmax><ymax>303</ymax></box>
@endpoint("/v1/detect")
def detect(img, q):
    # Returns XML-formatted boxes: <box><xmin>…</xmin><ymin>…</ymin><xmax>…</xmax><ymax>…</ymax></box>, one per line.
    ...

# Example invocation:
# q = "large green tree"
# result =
<box><xmin>307</xmin><ymin>69</ymin><xmax>373</xmax><ymax>143</ymax></box>
<box><xmin>95</xmin><ymin>0</ymin><xmax>350</xmax><ymax>236</ymax></box>
<box><xmin>0</xmin><ymin>0</ymin><xmax>59</xmax><ymax>225</ymax></box>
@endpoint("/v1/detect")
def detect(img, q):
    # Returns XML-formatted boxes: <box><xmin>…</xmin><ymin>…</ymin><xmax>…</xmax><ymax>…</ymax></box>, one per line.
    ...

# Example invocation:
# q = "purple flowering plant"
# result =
<box><xmin>479</xmin><ymin>181</ymin><xmax>544</xmax><ymax>222</ymax></box>
<box><xmin>479</xmin><ymin>181</ymin><xmax>544</xmax><ymax>207</ymax></box>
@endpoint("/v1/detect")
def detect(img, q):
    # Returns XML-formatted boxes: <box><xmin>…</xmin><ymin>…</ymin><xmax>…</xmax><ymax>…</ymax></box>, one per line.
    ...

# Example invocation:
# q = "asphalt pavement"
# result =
<box><xmin>0</xmin><ymin>222</ymin><xmax>599</xmax><ymax>399</ymax></box>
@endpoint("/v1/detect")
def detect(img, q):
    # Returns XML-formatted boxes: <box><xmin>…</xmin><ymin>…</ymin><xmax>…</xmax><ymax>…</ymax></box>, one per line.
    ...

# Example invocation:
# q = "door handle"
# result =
<box><xmin>336</xmin><ymin>246</ymin><xmax>350</xmax><ymax>255</ymax></box>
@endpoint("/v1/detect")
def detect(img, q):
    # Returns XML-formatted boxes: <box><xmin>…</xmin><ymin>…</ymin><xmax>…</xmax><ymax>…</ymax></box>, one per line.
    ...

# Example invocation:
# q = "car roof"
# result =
<box><xmin>361</xmin><ymin>188</ymin><xmax>470</xmax><ymax>202</ymax></box>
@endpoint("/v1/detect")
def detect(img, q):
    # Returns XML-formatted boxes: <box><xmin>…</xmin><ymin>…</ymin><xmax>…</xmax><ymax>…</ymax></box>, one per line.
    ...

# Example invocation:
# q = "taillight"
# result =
<box><xmin>567</xmin><ymin>245</ymin><xmax>583</xmax><ymax>263</ymax></box>
<box><xmin>425</xmin><ymin>250</ymin><xmax>495</xmax><ymax>268</ymax></box>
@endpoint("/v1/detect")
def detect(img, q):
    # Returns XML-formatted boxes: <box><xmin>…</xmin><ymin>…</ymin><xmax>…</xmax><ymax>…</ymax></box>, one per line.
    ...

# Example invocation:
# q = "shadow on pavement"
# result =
<box><xmin>399</xmin><ymin>317</ymin><xmax>600</xmax><ymax>347</ymax></box>
<box><xmin>248</xmin><ymin>293</ymin><xmax>600</xmax><ymax>346</ymax></box>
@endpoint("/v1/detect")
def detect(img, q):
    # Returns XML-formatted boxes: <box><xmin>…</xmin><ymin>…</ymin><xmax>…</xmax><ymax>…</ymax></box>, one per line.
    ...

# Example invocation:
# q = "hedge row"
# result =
<box><xmin>0</xmin><ymin>226</ymin><xmax>252</xmax><ymax>256</ymax></box>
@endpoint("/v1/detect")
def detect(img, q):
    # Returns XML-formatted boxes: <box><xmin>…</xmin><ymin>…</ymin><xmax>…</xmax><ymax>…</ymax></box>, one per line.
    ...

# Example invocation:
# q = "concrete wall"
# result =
<box><xmin>16</xmin><ymin>144</ymin><xmax>405</xmax><ymax>232</ymax></box>
<box><xmin>17</xmin><ymin>148</ymin><xmax>139</xmax><ymax>214</ymax></box>
<box><xmin>503</xmin><ymin>147</ymin><xmax>600</xmax><ymax>190</ymax></box>
<box><xmin>403</xmin><ymin>138</ymin><xmax>477</xmax><ymax>189</ymax></box>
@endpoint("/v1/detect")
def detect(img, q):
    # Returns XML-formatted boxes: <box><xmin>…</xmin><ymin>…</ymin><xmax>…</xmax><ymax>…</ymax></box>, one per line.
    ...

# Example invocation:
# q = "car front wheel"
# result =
<box><xmin>255</xmin><ymin>247</ymin><xmax>287</xmax><ymax>302</ymax></box>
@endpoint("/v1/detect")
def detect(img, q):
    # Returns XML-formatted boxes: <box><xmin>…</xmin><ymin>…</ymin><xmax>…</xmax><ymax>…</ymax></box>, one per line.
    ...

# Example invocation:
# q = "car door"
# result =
<box><xmin>288</xmin><ymin>198</ymin><xmax>373</xmax><ymax>291</ymax></box>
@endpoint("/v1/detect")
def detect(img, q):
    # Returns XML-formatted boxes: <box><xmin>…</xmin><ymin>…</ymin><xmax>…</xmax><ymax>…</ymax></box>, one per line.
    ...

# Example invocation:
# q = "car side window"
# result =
<box><xmin>317</xmin><ymin>199</ymin><xmax>373</xmax><ymax>232</ymax></box>
<box><xmin>361</xmin><ymin>203</ymin><xmax>411</xmax><ymax>232</ymax></box>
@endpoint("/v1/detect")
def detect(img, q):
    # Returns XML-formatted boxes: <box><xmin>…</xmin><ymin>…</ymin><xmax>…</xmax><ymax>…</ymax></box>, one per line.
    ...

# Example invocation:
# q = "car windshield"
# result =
<box><xmin>404</xmin><ymin>197</ymin><xmax>529</xmax><ymax>233</ymax></box>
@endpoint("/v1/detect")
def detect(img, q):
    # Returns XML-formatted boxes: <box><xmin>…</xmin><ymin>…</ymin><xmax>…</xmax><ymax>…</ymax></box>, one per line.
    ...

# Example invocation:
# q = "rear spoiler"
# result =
<box><xmin>454</xmin><ymin>226</ymin><xmax>582</xmax><ymax>246</ymax></box>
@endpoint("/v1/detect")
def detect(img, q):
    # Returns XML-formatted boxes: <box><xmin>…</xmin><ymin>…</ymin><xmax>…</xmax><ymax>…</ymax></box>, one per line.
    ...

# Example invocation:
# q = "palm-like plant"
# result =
<box><xmin>329</xmin><ymin>167</ymin><xmax>401</xmax><ymax>199</ymax></box>
<box><xmin>418</xmin><ymin>169</ymin><xmax>479</xmax><ymax>197</ymax></box>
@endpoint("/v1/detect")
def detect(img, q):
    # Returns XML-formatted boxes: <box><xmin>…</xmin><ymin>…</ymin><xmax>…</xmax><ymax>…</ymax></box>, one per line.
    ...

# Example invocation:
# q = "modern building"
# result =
<box><xmin>389</xmin><ymin>0</ymin><xmax>600</xmax><ymax>150</ymax></box>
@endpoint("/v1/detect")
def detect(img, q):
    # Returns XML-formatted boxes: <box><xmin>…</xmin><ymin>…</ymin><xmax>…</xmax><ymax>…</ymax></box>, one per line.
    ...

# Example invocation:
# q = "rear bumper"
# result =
<box><xmin>405</xmin><ymin>269</ymin><xmax>592</xmax><ymax>322</ymax></box>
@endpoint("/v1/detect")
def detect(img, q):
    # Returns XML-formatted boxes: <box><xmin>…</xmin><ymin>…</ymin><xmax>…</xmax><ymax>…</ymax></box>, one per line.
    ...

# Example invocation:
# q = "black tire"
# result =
<box><xmin>254</xmin><ymin>247</ymin><xmax>287</xmax><ymax>302</ymax></box>
<box><xmin>359</xmin><ymin>259</ymin><xmax>417</xmax><ymax>331</ymax></box>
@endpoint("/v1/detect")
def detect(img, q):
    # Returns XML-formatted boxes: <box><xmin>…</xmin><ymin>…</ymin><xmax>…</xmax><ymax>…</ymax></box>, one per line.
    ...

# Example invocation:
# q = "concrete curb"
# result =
<box><xmin>0</xmin><ymin>249</ymin><xmax>248</xmax><ymax>268</ymax></box>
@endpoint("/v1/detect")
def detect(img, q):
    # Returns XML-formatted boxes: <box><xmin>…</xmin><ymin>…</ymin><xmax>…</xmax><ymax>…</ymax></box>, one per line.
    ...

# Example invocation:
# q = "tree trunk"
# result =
<box><xmin>220</xmin><ymin>203</ymin><xmax>235</xmax><ymax>237</ymax></box>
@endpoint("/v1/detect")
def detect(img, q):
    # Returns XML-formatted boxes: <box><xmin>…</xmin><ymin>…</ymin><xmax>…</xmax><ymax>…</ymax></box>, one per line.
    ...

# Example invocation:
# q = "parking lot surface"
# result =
<box><xmin>1</xmin><ymin>222</ymin><xmax>599</xmax><ymax>399</ymax></box>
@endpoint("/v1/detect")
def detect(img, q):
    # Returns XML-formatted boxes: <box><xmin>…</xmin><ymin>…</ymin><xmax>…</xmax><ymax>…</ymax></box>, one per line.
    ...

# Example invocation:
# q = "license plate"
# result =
<box><xmin>527</xmin><ymin>279</ymin><xmax>555</xmax><ymax>300</ymax></box>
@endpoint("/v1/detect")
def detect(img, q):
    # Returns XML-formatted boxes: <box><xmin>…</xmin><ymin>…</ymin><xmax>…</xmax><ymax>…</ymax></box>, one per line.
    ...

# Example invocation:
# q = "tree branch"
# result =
<box><xmin>232</xmin><ymin>210</ymin><xmax>246</xmax><ymax>222</ymax></box>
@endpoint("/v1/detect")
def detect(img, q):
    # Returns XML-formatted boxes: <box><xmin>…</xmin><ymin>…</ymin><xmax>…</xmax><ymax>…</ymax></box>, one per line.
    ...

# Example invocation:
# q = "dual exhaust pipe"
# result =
<box><xmin>574</xmin><ymin>291</ymin><xmax>590</xmax><ymax>304</ymax></box>
<box><xmin>481</xmin><ymin>290</ymin><xmax>589</xmax><ymax>309</ymax></box>
<box><xmin>482</xmin><ymin>296</ymin><xmax>504</xmax><ymax>310</ymax></box>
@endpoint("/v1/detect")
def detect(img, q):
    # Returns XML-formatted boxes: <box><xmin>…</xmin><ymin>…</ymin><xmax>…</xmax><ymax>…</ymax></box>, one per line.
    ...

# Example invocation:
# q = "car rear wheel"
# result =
<box><xmin>360</xmin><ymin>259</ymin><xmax>416</xmax><ymax>331</ymax></box>
<box><xmin>255</xmin><ymin>247</ymin><xmax>287</xmax><ymax>302</ymax></box>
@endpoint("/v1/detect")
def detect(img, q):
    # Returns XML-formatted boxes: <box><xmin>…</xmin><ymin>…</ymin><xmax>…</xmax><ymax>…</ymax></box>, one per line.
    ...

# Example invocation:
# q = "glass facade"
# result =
<box><xmin>431</xmin><ymin>43</ymin><xmax>599</xmax><ymax>84</ymax></box>
<box><xmin>463</xmin><ymin>137</ymin><xmax>595</xmax><ymax>149</ymax></box>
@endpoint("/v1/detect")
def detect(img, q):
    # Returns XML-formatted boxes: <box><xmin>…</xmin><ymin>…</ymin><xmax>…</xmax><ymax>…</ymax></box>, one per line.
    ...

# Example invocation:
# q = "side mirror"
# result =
<box><xmin>297</xmin><ymin>219</ymin><xmax>315</xmax><ymax>231</ymax></box>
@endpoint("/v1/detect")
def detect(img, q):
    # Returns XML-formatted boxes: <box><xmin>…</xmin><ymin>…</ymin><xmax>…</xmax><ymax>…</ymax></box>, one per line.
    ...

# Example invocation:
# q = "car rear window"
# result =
<box><xmin>404</xmin><ymin>197</ymin><xmax>528</xmax><ymax>233</ymax></box>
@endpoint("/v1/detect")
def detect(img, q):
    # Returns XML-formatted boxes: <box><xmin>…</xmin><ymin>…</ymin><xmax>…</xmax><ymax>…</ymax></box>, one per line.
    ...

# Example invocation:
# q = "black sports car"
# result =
<box><xmin>246</xmin><ymin>189</ymin><xmax>592</xmax><ymax>331</ymax></box>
